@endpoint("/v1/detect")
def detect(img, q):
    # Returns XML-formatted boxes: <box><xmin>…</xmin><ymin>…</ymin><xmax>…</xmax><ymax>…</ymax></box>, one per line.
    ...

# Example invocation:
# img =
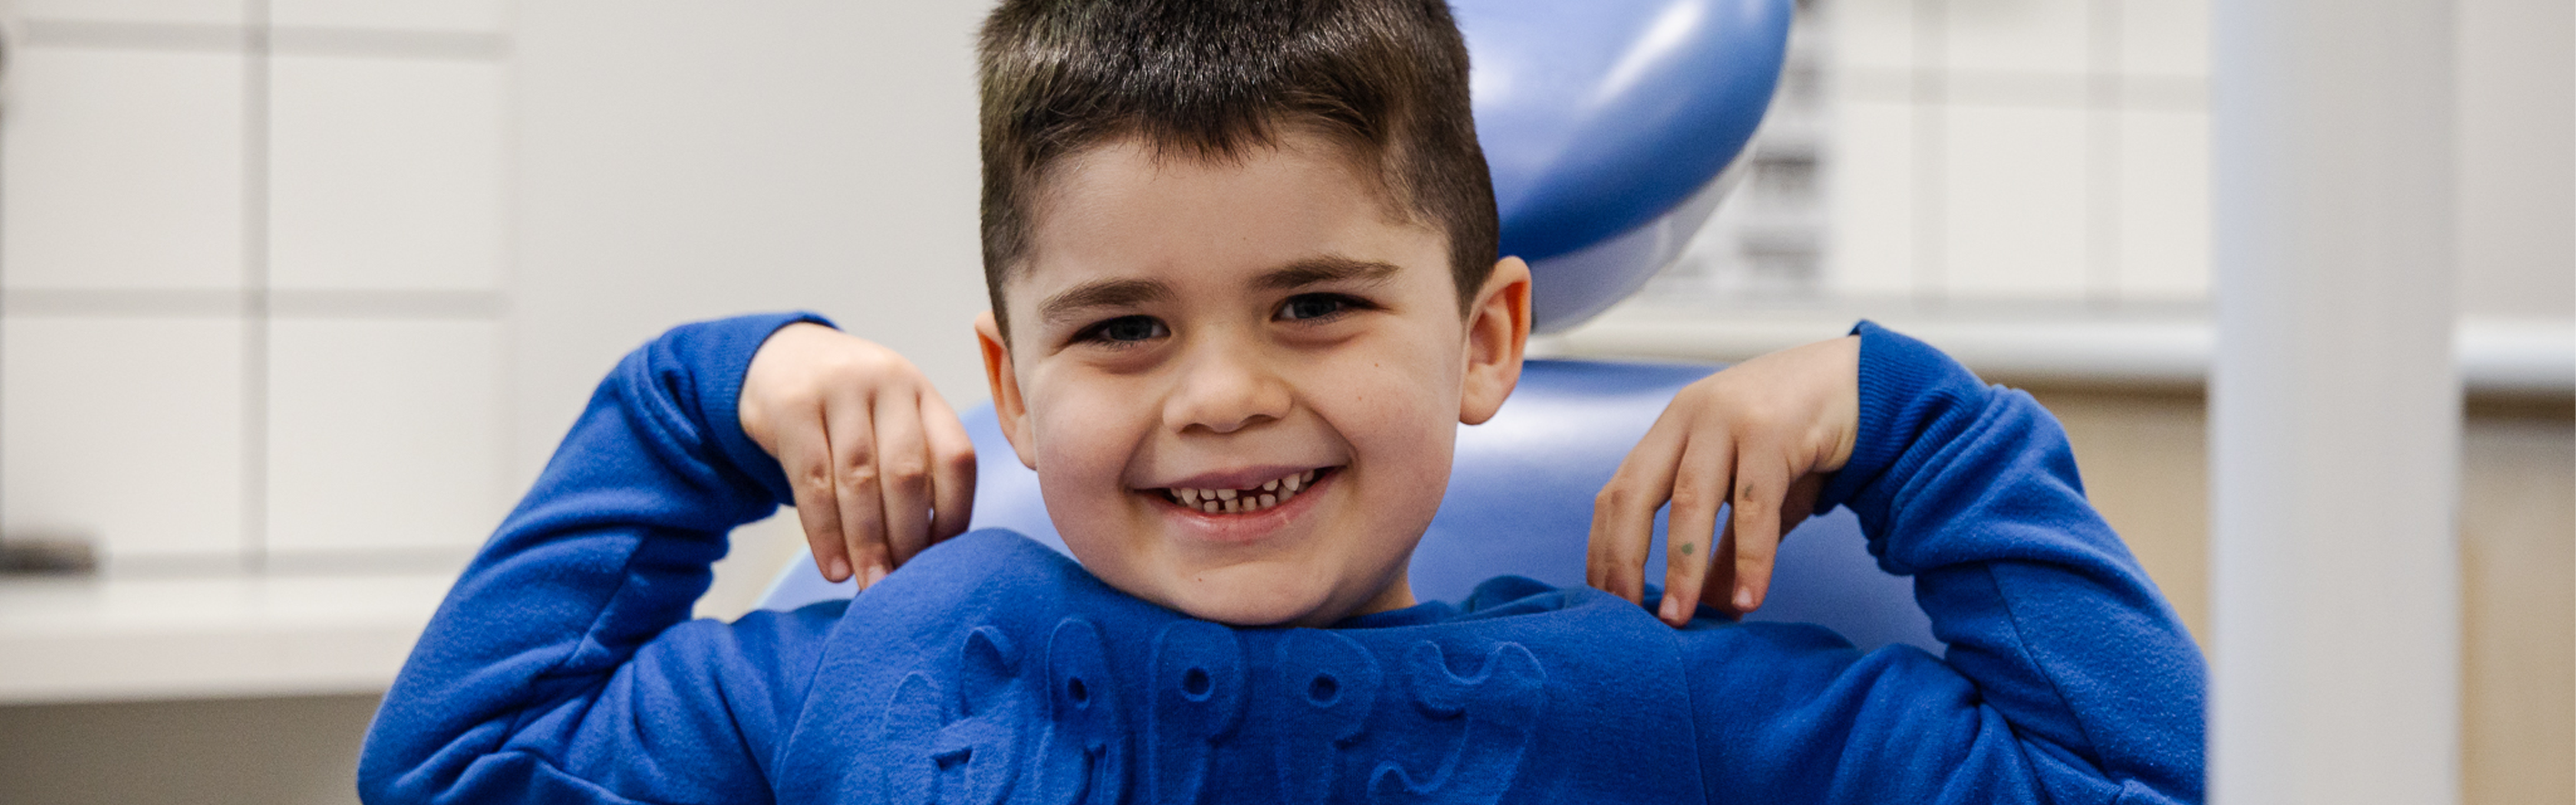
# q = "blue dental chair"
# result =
<box><xmin>764</xmin><ymin>0</ymin><xmax>1935</xmax><ymax>652</ymax></box>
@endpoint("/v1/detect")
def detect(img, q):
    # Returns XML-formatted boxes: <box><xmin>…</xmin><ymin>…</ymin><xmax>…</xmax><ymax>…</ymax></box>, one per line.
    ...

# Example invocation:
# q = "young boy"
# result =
<box><xmin>360</xmin><ymin>1</ymin><xmax>2204</xmax><ymax>802</ymax></box>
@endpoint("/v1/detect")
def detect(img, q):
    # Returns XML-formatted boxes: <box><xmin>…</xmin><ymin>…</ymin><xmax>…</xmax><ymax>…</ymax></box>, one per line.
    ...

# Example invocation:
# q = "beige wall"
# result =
<box><xmin>2031</xmin><ymin>387</ymin><xmax>2576</xmax><ymax>805</ymax></box>
<box><xmin>2459</xmin><ymin>413</ymin><xmax>2576</xmax><ymax>805</ymax></box>
<box><xmin>0</xmin><ymin>695</ymin><xmax>379</xmax><ymax>805</ymax></box>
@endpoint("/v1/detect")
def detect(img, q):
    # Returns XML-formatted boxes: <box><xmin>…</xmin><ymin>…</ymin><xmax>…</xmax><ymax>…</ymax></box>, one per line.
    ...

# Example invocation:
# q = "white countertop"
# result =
<box><xmin>0</xmin><ymin>517</ymin><xmax>802</xmax><ymax>705</ymax></box>
<box><xmin>0</xmin><ymin>571</ymin><xmax>454</xmax><ymax>704</ymax></box>
<box><xmin>1548</xmin><ymin>306</ymin><xmax>2574</xmax><ymax>394</ymax></box>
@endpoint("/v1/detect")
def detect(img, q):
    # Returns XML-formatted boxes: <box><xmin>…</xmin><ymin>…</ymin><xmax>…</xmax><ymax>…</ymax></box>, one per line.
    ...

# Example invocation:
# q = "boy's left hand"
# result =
<box><xmin>1586</xmin><ymin>335</ymin><xmax>1860</xmax><ymax>627</ymax></box>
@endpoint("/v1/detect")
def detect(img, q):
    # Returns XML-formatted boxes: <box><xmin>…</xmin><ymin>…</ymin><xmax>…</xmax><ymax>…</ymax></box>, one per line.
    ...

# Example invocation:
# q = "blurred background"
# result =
<box><xmin>0</xmin><ymin>0</ymin><xmax>2564</xmax><ymax>802</ymax></box>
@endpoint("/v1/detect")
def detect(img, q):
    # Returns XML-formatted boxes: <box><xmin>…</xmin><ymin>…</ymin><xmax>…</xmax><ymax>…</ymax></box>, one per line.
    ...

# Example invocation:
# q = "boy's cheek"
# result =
<box><xmin>1027</xmin><ymin>395</ymin><xmax>1142</xmax><ymax>477</ymax></box>
<box><xmin>1300</xmin><ymin>339</ymin><xmax>1463</xmax><ymax>423</ymax></box>
<box><xmin>1022</xmin><ymin>361</ymin><xmax>1146</xmax><ymax>427</ymax></box>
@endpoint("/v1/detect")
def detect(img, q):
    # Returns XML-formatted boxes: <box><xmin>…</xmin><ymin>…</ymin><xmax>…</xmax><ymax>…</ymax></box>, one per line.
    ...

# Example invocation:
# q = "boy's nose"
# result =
<box><xmin>1163</xmin><ymin>343</ymin><xmax>1292</xmax><ymax>435</ymax></box>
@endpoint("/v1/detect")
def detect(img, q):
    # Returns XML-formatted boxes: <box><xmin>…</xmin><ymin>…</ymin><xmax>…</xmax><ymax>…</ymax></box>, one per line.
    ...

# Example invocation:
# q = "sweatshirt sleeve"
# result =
<box><xmin>358</xmin><ymin>312</ymin><xmax>842</xmax><ymax>805</ymax></box>
<box><xmin>1681</xmin><ymin>321</ymin><xmax>2206</xmax><ymax>805</ymax></box>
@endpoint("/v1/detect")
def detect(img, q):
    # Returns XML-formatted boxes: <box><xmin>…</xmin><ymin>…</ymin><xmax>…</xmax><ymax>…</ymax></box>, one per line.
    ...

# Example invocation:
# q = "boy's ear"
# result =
<box><xmin>974</xmin><ymin>311</ymin><xmax>1040</xmax><ymax>470</ymax></box>
<box><xmin>1459</xmin><ymin>256</ymin><xmax>1532</xmax><ymax>425</ymax></box>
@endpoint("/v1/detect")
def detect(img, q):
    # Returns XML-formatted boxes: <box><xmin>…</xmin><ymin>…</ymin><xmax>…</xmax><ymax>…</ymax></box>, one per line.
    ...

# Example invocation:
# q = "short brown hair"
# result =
<box><xmin>977</xmin><ymin>0</ymin><xmax>1499</xmax><ymax>339</ymax></box>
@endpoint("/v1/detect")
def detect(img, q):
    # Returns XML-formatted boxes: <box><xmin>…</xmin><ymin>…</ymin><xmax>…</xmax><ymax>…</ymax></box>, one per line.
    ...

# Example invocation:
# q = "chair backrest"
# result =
<box><xmin>762</xmin><ymin>360</ymin><xmax>1937</xmax><ymax>652</ymax></box>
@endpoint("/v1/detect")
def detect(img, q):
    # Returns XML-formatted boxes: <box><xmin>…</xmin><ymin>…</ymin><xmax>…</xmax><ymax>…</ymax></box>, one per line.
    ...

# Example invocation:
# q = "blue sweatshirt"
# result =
<box><xmin>359</xmin><ymin>313</ymin><xmax>2204</xmax><ymax>805</ymax></box>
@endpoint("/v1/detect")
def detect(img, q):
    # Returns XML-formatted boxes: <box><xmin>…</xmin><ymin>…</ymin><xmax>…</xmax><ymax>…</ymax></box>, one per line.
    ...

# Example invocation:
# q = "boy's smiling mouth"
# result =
<box><xmin>1150</xmin><ymin>467</ymin><xmax>1338</xmax><ymax>515</ymax></box>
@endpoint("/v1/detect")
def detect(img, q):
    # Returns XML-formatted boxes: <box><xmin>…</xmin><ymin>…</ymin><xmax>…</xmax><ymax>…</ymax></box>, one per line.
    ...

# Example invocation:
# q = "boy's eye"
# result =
<box><xmin>1081</xmin><ymin>315</ymin><xmax>1168</xmax><ymax>344</ymax></box>
<box><xmin>1278</xmin><ymin>293</ymin><xmax>1369</xmax><ymax>321</ymax></box>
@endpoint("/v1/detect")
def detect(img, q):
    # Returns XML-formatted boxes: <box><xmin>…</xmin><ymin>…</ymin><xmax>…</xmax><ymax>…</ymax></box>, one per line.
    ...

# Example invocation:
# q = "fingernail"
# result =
<box><xmin>829</xmin><ymin>558</ymin><xmax>850</xmax><ymax>582</ymax></box>
<box><xmin>1658</xmin><ymin>596</ymin><xmax>1682</xmax><ymax>624</ymax></box>
<box><xmin>1734</xmin><ymin>586</ymin><xmax>1756</xmax><ymax>612</ymax></box>
<box><xmin>863</xmin><ymin>565</ymin><xmax>889</xmax><ymax>587</ymax></box>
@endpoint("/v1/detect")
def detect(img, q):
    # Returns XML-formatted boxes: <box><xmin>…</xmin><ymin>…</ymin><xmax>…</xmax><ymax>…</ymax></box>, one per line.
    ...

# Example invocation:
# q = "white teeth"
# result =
<box><xmin>1165</xmin><ymin>469</ymin><xmax>1330</xmax><ymax>515</ymax></box>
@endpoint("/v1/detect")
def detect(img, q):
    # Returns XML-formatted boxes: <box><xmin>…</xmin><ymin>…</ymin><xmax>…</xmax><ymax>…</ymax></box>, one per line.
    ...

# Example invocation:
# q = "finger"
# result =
<box><xmin>1712</xmin><ymin>474</ymin><xmax>1821</xmax><ymax>616</ymax></box>
<box><xmin>776</xmin><ymin>397</ymin><xmax>855</xmax><ymax>583</ymax></box>
<box><xmin>1699</xmin><ymin>518</ymin><xmax>1744</xmax><ymax>617</ymax></box>
<box><xmin>918</xmin><ymin>389</ymin><xmax>979</xmax><ymax>542</ymax></box>
<box><xmin>825</xmin><ymin>399</ymin><xmax>892</xmax><ymax>586</ymax></box>
<box><xmin>1725</xmin><ymin>448</ymin><xmax>1797</xmax><ymax>614</ymax></box>
<box><xmin>1588</xmin><ymin>412</ymin><xmax>1690</xmax><ymax>604</ymax></box>
<box><xmin>871</xmin><ymin>392</ymin><xmax>935</xmax><ymax>568</ymax></box>
<box><xmin>1656</xmin><ymin>432</ymin><xmax>1736</xmax><ymax>627</ymax></box>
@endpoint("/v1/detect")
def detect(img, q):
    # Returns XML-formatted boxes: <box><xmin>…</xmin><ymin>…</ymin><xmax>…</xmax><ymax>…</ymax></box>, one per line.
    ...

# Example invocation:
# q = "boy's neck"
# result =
<box><xmin>1319</xmin><ymin>576</ymin><xmax>1419</xmax><ymax>627</ymax></box>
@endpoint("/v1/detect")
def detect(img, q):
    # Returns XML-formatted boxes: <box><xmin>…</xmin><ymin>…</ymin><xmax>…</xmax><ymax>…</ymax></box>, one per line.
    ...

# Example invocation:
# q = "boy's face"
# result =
<box><xmin>976</xmin><ymin>132</ymin><xmax>1529</xmax><ymax>627</ymax></box>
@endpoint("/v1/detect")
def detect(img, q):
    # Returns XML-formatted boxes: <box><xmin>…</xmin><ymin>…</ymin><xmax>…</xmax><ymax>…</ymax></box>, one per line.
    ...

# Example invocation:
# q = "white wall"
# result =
<box><xmin>1819</xmin><ymin>0</ymin><xmax>2216</xmax><ymax>307</ymax></box>
<box><xmin>2</xmin><ymin>0</ymin><xmax>514</xmax><ymax>572</ymax></box>
<box><xmin>2454</xmin><ymin>0</ymin><xmax>2574</xmax><ymax>321</ymax></box>
<box><xmin>0</xmin><ymin>0</ymin><xmax>999</xmax><ymax>575</ymax></box>
<box><xmin>1804</xmin><ymin>0</ymin><xmax>2570</xmax><ymax>321</ymax></box>
<box><xmin>508</xmin><ymin>0</ymin><xmax>995</xmax><ymax>494</ymax></box>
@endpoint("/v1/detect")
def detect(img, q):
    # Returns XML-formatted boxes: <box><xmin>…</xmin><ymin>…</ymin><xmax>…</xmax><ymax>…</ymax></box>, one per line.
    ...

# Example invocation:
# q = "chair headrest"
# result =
<box><xmin>1459</xmin><ymin>0</ymin><xmax>1792</xmax><ymax>331</ymax></box>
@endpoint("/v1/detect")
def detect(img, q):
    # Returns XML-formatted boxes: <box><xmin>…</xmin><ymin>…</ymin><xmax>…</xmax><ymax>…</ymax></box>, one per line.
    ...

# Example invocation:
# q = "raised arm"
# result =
<box><xmin>1685</xmin><ymin>322</ymin><xmax>2205</xmax><ymax>804</ymax></box>
<box><xmin>359</xmin><ymin>313</ymin><xmax>835</xmax><ymax>805</ymax></box>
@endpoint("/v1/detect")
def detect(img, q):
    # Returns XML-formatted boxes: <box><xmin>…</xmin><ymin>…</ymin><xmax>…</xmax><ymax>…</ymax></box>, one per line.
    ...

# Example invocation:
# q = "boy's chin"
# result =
<box><xmin>1155</xmin><ymin>584</ymin><xmax>1342</xmax><ymax>628</ymax></box>
<box><xmin>1141</xmin><ymin>568</ymin><xmax>1393</xmax><ymax>628</ymax></box>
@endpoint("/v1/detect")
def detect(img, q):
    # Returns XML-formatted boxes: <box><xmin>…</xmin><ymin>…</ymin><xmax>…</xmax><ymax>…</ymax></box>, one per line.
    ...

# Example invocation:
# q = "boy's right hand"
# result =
<box><xmin>739</xmin><ymin>323</ymin><xmax>978</xmax><ymax>587</ymax></box>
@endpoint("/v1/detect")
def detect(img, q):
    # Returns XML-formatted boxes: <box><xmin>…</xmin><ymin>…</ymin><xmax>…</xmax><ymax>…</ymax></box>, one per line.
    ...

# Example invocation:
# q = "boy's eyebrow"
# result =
<box><xmin>1254</xmin><ymin>256</ymin><xmax>1403</xmax><ymax>290</ymax></box>
<box><xmin>1038</xmin><ymin>279</ymin><xmax>1172</xmax><ymax>326</ymax></box>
